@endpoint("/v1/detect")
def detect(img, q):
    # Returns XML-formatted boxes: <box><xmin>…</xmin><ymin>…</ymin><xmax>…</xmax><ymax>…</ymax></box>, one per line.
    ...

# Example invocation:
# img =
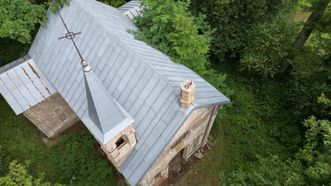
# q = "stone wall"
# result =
<box><xmin>101</xmin><ymin>125</ymin><xmax>137</xmax><ymax>168</ymax></box>
<box><xmin>24</xmin><ymin>93</ymin><xmax>79</xmax><ymax>138</ymax></box>
<box><xmin>139</xmin><ymin>106</ymin><xmax>219</xmax><ymax>185</ymax></box>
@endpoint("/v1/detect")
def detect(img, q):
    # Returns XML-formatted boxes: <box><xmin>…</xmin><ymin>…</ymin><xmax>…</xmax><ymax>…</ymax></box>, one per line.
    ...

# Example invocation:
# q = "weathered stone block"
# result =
<box><xmin>101</xmin><ymin>125</ymin><xmax>136</xmax><ymax>168</ymax></box>
<box><xmin>24</xmin><ymin>93</ymin><xmax>79</xmax><ymax>138</ymax></box>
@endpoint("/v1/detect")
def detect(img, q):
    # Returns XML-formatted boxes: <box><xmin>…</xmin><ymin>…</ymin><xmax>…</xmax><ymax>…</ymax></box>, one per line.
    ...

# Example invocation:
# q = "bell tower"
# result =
<box><xmin>57</xmin><ymin>12</ymin><xmax>137</xmax><ymax>168</ymax></box>
<box><xmin>101</xmin><ymin>125</ymin><xmax>137</xmax><ymax>167</ymax></box>
<box><xmin>82</xmin><ymin>60</ymin><xmax>137</xmax><ymax>167</ymax></box>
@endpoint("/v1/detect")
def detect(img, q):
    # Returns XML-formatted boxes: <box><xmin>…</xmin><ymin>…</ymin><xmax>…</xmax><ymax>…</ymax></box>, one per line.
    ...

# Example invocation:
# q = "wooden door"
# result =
<box><xmin>183</xmin><ymin>133</ymin><xmax>204</xmax><ymax>160</ymax></box>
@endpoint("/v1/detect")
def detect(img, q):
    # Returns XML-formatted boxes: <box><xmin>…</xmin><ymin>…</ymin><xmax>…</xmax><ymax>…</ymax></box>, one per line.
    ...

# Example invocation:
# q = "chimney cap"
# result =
<box><xmin>180</xmin><ymin>80</ymin><xmax>196</xmax><ymax>92</ymax></box>
<box><xmin>180</xmin><ymin>80</ymin><xmax>196</xmax><ymax>107</ymax></box>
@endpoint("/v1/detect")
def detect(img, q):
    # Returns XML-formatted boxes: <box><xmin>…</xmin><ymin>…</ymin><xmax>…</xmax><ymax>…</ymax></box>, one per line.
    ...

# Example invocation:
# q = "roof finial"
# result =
<box><xmin>57</xmin><ymin>11</ymin><xmax>90</xmax><ymax>71</ymax></box>
<box><xmin>81</xmin><ymin>60</ymin><xmax>92</xmax><ymax>72</ymax></box>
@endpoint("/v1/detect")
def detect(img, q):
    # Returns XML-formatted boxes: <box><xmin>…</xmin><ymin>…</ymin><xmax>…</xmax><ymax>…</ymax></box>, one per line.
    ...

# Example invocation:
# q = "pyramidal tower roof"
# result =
<box><xmin>82</xmin><ymin>60</ymin><xmax>134</xmax><ymax>144</ymax></box>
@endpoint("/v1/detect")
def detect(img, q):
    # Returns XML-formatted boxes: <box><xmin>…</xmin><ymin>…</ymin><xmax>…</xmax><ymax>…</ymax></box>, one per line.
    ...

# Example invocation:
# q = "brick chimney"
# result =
<box><xmin>180</xmin><ymin>80</ymin><xmax>196</xmax><ymax>107</ymax></box>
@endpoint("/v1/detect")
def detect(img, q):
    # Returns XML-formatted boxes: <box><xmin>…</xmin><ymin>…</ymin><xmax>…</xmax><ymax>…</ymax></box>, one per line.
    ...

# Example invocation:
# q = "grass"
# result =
<box><xmin>0</xmin><ymin>96</ymin><xmax>118</xmax><ymax>185</ymax></box>
<box><xmin>174</xmin><ymin>121</ymin><xmax>230</xmax><ymax>186</ymax></box>
<box><xmin>0</xmin><ymin>38</ymin><xmax>53</xmax><ymax>176</ymax></box>
<box><xmin>0</xmin><ymin>96</ymin><xmax>56</xmax><ymax>178</ymax></box>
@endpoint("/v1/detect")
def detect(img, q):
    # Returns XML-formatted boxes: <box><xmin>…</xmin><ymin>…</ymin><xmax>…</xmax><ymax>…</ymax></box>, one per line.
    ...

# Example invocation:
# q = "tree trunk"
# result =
<box><xmin>293</xmin><ymin>0</ymin><xmax>330</xmax><ymax>50</ymax></box>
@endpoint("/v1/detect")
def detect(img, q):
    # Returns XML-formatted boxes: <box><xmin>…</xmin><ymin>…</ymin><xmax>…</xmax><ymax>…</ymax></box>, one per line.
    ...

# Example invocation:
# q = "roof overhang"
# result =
<box><xmin>0</xmin><ymin>57</ymin><xmax>56</xmax><ymax>114</ymax></box>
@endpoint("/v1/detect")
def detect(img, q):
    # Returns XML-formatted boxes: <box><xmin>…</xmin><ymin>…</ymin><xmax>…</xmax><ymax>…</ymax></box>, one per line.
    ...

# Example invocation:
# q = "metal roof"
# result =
<box><xmin>27</xmin><ymin>0</ymin><xmax>230</xmax><ymax>185</ymax></box>
<box><xmin>118</xmin><ymin>0</ymin><xmax>142</xmax><ymax>20</ymax></box>
<box><xmin>0</xmin><ymin>57</ymin><xmax>56</xmax><ymax>114</ymax></box>
<box><xmin>83</xmin><ymin>63</ymin><xmax>134</xmax><ymax>144</ymax></box>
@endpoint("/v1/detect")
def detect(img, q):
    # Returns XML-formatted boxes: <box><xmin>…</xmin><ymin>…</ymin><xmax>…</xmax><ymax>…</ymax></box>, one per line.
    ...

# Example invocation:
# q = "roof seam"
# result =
<box><xmin>129</xmin><ymin>106</ymin><xmax>195</xmax><ymax>183</ymax></box>
<box><xmin>78</xmin><ymin>2</ymin><xmax>182</xmax><ymax>95</ymax></box>
<box><xmin>0</xmin><ymin>76</ymin><xmax>24</xmax><ymax>112</ymax></box>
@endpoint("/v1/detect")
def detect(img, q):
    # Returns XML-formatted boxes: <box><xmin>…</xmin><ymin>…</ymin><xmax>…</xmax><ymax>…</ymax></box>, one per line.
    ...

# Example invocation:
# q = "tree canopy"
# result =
<box><xmin>135</xmin><ymin>0</ymin><xmax>228</xmax><ymax>91</ymax></box>
<box><xmin>0</xmin><ymin>0</ymin><xmax>46</xmax><ymax>43</ymax></box>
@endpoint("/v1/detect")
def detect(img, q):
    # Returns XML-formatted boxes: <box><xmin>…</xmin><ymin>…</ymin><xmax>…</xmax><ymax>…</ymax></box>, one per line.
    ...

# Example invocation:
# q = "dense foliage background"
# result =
<box><xmin>0</xmin><ymin>0</ymin><xmax>330</xmax><ymax>185</ymax></box>
<box><xmin>135</xmin><ymin>0</ymin><xmax>331</xmax><ymax>185</ymax></box>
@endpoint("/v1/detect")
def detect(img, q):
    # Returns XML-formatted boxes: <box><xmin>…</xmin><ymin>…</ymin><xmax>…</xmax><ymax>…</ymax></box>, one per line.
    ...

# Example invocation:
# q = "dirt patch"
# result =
<box><xmin>41</xmin><ymin>121</ymin><xmax>83</xmax><ymax>147</ymax></box>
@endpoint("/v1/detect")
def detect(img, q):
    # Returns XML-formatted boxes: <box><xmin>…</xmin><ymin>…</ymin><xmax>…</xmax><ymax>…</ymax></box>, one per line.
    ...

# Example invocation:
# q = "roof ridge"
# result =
<box><xmin>76</xmin><ymin>0</ymin><xmax>182</xmax><ymax>95</ymax></box>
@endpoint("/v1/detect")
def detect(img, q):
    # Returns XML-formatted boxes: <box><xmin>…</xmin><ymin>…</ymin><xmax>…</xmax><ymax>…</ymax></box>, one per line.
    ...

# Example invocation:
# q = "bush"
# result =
<box><xmin>297</xmin><ymin>100</ymin><xmax>331</xmax><ymax>185</ymax></box>
<box><xmin>240</xmin><ymin>13</ymin><xmax>298</xmax><ymax>77</ymax></box>
<box><xmin>285</xmin><ymin>50</ymin><xmax>330</xmax><ymax>120</ymax></box>
<box><xmin>0</xmin><ymin>161</ymin><xmax>61</xmax><ymax>186</ymax></box>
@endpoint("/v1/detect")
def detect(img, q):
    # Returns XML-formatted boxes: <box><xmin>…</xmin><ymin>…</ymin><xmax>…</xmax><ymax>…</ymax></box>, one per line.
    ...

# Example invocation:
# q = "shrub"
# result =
<box><xmin>0</xmin><ymin>161</ymin><xmax>61</xmax><ymax>186</ymax></box>
<box><xmin>299</xmin><ymin>117</ymin><xmax>331</xmax><ymax>183</ymax></box>
<box><xmin>240</xmin><ymin>13</ymin><xmax>297</xmax><ymax>77</ymax></box>
<box><xmin>285</xmin><ymin>50</ymin><xmax>330</xmax><ymax>120</ymax></box>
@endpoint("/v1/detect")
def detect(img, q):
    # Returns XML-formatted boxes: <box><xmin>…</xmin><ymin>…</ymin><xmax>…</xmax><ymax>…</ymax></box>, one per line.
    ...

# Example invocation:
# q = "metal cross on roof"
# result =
<box><xmin>58</xmin><ymin>12</ymin><xmax>85</xmax><ymax>62</ymax></box>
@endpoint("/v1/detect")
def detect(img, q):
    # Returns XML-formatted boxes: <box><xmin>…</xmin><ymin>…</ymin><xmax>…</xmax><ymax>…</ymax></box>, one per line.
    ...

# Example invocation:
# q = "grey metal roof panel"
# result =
<box><xmin>118</xmin><ymin>0</ymin><xmax>142</xmax><ymax>21</ymax></box>
<box><xmin>27</xmin><ymin>0</ymin><xmax>229</xmax><ymax>185</ymax></box>
<box><xmin>118</xmin><ymin>0</ymin><xmax>141</xmax><ymax>12</ymax></box>
<box><xmin>0</xmin><ymin>59</ymin><xmax>56</xmax><ymax>115</ymax></box>
<box><xmin>0</xmin><ymin>55</ymin><xmax>30</xmax><ymax>74</ymax></box>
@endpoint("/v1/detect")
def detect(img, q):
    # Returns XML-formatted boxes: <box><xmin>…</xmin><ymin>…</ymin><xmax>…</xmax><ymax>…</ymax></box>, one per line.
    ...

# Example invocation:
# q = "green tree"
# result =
<box><xmin>135</xmin><ymin>0</ymin><xmax>229</xmax><ymax>92</ymax></box>
<box><xmin>190</xmin><ymin>0</ymin><xmax>290</xmax><ymax>60</ymax></box>
<box><xmin>297</xmin><ymin>116</ymin><xmax>331</xmax><ymax>184</ymax></box>
<box><xmin>0</xmin><ymin>0</ymin><xmax>46</xmax><ymax>44</ymax></box>
<box><xmin>135</xmin><ymin>0</ymin><xmax>211</xmax><ymax>73</ymax></box>
<box><xmin>0</xmin><ymin>161</ymin><xmax>62</xmax><ymax>186</ymax></box>
<box><xmin>240</xmin><ymin>13</ymin><xmax>298</xmax><ymax>77</ymax></box>
<box><xmin>49</xmin><ymin>0</ymin><xmax>71</xmax><ymax>13</ymax></box>
<box><xmin>285</xmin><ymin>0</ymin><xmax>331</xmax><ymax>117</ymax></box>
<box><xmin>293</xmin><ymin>0</ymin><xmax>331</xmax><ymax>50</ymax></box>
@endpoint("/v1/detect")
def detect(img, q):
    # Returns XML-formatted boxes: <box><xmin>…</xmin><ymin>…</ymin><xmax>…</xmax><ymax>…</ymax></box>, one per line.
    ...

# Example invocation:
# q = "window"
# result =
<box><xmin>115</xmin><ymin>136</ymin><xmax>126</xmax><ymax>148</ymax></box>
<box><xmin>170</xmin><ymin>131</ymin><xmax>191</xmax><ymax>150</ymax></box>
